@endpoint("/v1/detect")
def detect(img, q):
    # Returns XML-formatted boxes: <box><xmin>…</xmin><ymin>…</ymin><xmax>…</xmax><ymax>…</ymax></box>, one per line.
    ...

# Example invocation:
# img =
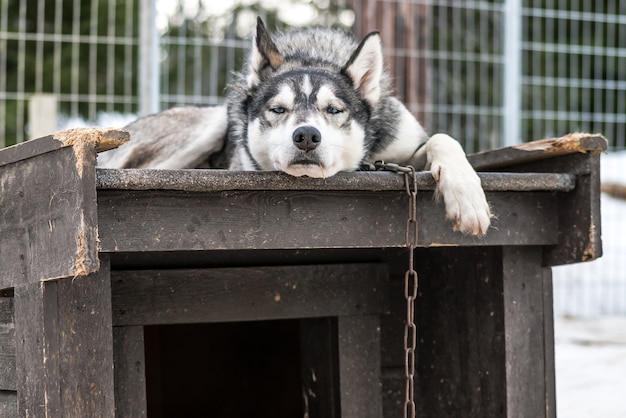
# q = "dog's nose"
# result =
<box><xmin>292</xmin><ymin>126</ymin><xmax>321</xmax><ymax>151</ymax></box>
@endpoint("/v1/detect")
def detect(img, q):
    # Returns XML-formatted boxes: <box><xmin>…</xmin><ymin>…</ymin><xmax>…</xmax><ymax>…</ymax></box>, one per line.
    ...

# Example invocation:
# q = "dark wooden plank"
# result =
<box><xmin>96</xmin><ymin>168</ymin><xmax>575</xmax><ymax>192</ymax></box>
<box><xmin>474</xmin><ymin>150</ymin><xmax>602</xmax><ymax>266</ymax></box>
<box><xmin>0</xmin><ymin>128</ymin><xmax>127</xmax><ymax>287</ymax></box>
<box><xmin>469</xmin><ymin>135</ymin><xmax>604</xmax><ymax>265</ymax></box>
<box><xmin>14</xmin><ymin>257</ymin><xmax>115</xmax><ymax>417</ymax></box>
<box><xmin>114</xmin><ymin>326</ymin><xmax>147</xmax><ymax>418</ymax></box>
<box><xmin>543</xmin><ymin>268</ymin><xmax>557</xmax><ymax>418</ymax></box>
<box><xmin>0</xmin><ymin>297</ymin><xmax>15</xmax><ymax>391</ymax></box>
<box><xmin>468</xmin><ymin>133</ymin><xmax>607</xmax><ymax>171</ymax></box>
<box><xmin>0</xmin><ymin>391</ymin><xmax>18</xmax><ymax>418</ymax></box>
<box><xmin>14</xmin><ymin>281</ymin><xmax>54</xmax><ymax>417</ymax></box>
<box><xmin>379</xmin><ymin>248</ymin><xmax>508</xmax><ymax>416</ymax></box>
<box><xmin>545</xmin><ymin>153</ymin><xmax>602</xmax><ymax>265</ymax></box>
<box><xmin>338</xmin><ymin>315</ymin><xmax>383</xmax><ymax>418</ymax></box>
<box><xmin>502</xmin><ymin>246</ymin><xmax>548</xmax><ymax>417</ymax></box>
<box><xmin>111</xmin><ymin>264</ymin><xmax>389</xmax><ymax>326</ymax></box>
<box><xmin>0</xmin><ymin>142</ymin><xmax>99</xmax><ymax>288</ymax></box>
<box><xmin>300</xmin><ymin>318</ymin><xmax>340</xmax><ymax>418</ymax></box>
<box><xmin>97</xmin><ymin>189</ymin><xmax>560</xmax><ymax>252</ymax></box>
<box><xmin>0</xmin><ymin>128</ymin><xmax>128</xmax><ymax>167</ymax></box>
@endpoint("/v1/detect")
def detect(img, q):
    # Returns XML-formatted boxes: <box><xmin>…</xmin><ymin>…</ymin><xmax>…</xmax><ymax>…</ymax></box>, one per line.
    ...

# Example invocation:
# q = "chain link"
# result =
<box><xmin>403</xmin><ymin>166</ymin><xmax>418</xmax><ymax>418</ymax></box>
<box><xmin>364</xmin><ymin>161</ymin><xmax>419</xmax><ymax>416</ymax></box>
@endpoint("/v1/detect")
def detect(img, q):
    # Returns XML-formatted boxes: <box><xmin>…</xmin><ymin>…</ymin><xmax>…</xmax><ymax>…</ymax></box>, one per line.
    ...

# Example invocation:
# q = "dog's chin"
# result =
<box><xmin>278</xmin><ymin>159</ymin><xmax>338</xmax><ymax>178</ymax></box>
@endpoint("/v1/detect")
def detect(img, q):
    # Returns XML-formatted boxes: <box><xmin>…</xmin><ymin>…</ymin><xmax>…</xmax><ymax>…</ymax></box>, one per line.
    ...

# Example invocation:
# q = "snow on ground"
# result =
<box><xmin>553</xmin><ymin>149</ymin><xmax>626</xmax><ymax>418</ymax></box>
<box><xmin>555</xmin><ymin>316</ymin><xmax>626</xmax><ymax>417</ymax></box>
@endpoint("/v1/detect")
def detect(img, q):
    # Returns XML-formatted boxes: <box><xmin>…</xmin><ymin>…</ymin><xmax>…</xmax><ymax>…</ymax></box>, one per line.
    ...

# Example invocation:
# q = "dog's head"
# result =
<box><xmin>242</xmin><ymin>18</ymin><xmax>384</xmax><ymax>178</ymax></box>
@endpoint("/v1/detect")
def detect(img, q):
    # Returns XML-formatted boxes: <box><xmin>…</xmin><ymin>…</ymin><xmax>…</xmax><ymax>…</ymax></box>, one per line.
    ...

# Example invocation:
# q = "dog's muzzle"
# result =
<box><xmin>292</xmin><ymin>126</ymin><xmax>321</xmax><ymax>151</ymax></box>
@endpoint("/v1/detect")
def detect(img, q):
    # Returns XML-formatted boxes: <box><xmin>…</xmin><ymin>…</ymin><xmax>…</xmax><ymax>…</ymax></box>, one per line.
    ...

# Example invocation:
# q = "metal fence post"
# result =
<box><xmin>503</xmin><ymin>0</ymin><xmax>522</xmax><ymax>146</ymax></box>
<box><xmin>139</xmin><ymin>0</ymin><xmax>160</xmax><ymax>116</ymax></box>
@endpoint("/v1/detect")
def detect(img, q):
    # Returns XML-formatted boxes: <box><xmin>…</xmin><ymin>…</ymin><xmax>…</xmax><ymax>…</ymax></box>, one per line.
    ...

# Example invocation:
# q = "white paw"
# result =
<box><xmin>431</xmin><ymin>161</ymin><xmax>492</xmax><ymax>236</ymax></box>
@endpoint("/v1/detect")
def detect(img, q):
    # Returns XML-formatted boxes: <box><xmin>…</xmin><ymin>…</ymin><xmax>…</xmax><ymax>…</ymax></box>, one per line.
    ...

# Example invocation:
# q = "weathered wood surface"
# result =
<box><xmin>0</xmin><ymin>391</ymin><xmax>18</xmax><ymax>418</ymax></box>
<box><xmin>380</xmin><ymin>246</ymin><xmax>555</xmax><ymax>417</ymax></box>
<box><xmin>0</xmin><ymin>296</ymin><xmax>15</xmax><ymax>392</ymax></box>
<box><xmin>468</xmin><ymin>133</ymin><xmax>607</xmax><ymax>171</ymax></box>
<box><xmin>0</xmin><ymin>129</ymin><xmax>127</xmax><ymax>288</ymax></box>
<box><xmin>113</xmin><ymin>326</ymin><xmax>147</xmax><ymax>418</ymax></box>
<box><xmin>14</xmin><ymin>257</ymin><xmax>115</xmax><ymax>417</ymax></box>
<box><xmin>111</xmin><ymin>264</ymin><xmax>388</xmax><ymax>326</ymax></box>
<box><xmin>0</xmin><ymin>296</ymin><xmax>17</xmax><ymax>417</ymax></box>
<box><xmin>0</xmin><ymin>128</ymin><xmax>128</xmax><ymax>167</ymax></box>
<box><xmin>484</xmin><ymin>151</ymin><xmax>601</xmax><ymax>266</ymax></box>
<box><xmin>97</xmin><ymin>189</ymin><xmax>560</xmax><ymax>252</ymax></box>
<box><xmin>338</xmin><ymin>315</ymin><xmax>383</xmax><ymax>418</ymax></box>
<box><xmin>468</xmin><ymin>133</ymin><xmax>604</xmax><ymax>265</ymax></box>
<box><xmin>503</xmin><ymin>247</ymin><xmax>556</xmax><ymax>418</ymax></box>
<box><xmin>96</xmin><ymin>168</ymin><xmax>575</xmax><ymax>192</ymax></box>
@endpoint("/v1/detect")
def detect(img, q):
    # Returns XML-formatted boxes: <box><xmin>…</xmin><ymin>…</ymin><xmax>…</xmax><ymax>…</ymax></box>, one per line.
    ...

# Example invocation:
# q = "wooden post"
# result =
<box><xmin>114</xmin><ymin>326</ymin><xmax>147</xmax><ymax>417</ymax></box>
<box><xmin>14</xmin><ymin>257</ymin><xmax>115</xmax><ymax>417</ymax></box>
<box><xmin>338</xmin><ymin>315</ymin><xmax>383</xmax><ymax>418</ymax></box>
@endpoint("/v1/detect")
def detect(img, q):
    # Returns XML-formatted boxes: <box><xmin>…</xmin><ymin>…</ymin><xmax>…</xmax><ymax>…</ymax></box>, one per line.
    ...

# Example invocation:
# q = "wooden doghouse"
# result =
<box><xmin>0</xmin><ymin>130</ymin><xmax>605</xmax><ymax>417</ymax></box>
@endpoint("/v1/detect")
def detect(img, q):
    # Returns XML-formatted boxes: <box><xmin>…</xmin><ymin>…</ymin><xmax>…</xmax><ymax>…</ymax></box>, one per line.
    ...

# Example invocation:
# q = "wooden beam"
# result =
<box><xmin>0</xmin><ymin>296</ymin><xmax>15</xmax><ymax>392</ymax></box>
<box><xmin>338</xmin><ymin>315</ymin><xmax>383</xmax><ymax>418</ymax></box>
<box><xmin>111</xmin><ymin>264</ymin><xmax>389</xmax><ymax>326</ymax></box>
<box><xmin>114</xmin><ymin>326</ymin><xmax>147</xmax><ymax>417</ymax></box>
<box><xmin>0</xmin><ymin>392</ymin><xmax>17</xmax><ymax>418</ymax></box>
<box><xmin>96</xmin><ymin>168</ymin><xmax>574</xmax><ymax>193</ymax></box>
<box><xmin>14</xmin><ymin>257</ymin><xmax>115</xmax><ymax>417</ymax></box>
<box><xmin>0</xmin><ymin>129</ymin><xmax>127</xmax><ymax>288</ymax></box>
<box><xmin>97</xmin><ymin>189</ymin><xmax>560</xmax><ymax>252</ymax></box>
<box><xmin>502</xmin><ymin>247</ymin><xmax>551</xmax><ymax>417</ymax></box>
<box><xmin>468</xmin><ymin>133</ymin><xmax>607</xmax><ymax>171</ymax></box>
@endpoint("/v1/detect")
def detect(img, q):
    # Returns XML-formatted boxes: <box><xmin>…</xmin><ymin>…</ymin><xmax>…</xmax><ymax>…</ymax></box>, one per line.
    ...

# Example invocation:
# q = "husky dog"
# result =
<box><xmin>99</xmin><ymin>18</ymin><xmax>491</xmax><ymax>235</ymax></box>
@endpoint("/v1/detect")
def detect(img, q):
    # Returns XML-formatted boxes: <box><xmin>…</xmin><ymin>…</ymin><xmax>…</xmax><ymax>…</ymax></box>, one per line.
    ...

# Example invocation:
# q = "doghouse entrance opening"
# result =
<box><xmin>144</xmin><ymin>318</ymin><xmax>338</xmax><ymax>417</ymax></box>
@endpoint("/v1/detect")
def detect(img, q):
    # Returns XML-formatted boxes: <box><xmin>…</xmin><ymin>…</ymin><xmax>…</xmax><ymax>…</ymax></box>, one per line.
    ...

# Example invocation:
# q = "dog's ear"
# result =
<box><xmin>247</xmin><ymin>17</ymin><xmax>285</xmax><ymax>88</ymax></box>
<box><xmin>342</xmin><ymin>32</ymin><xmax>383</xmax><ymax>108</ymax></box>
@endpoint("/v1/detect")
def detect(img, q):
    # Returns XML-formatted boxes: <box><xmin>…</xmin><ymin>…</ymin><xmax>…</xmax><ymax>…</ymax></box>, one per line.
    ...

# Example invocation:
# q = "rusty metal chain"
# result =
<box><xmin>403</xmin><ymin>165</ymin><xmax>418</xmax><ymax>418</ymax></box>
<box><xmin>370</xmin><ymin>161</ymin><xmax>418</xmax><ymax>417</ymax></box>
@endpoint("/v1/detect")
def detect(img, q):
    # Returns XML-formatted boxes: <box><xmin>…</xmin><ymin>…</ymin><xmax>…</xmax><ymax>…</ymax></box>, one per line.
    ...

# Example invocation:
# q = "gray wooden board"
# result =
<box><xmin>0</xmin><ymin>391</ymin><xmax>18</xmax><ymax>418</ymax></box>
<box><xmin>114</xmin><ymin>326</ymin><xmax>147</xmax><ymax>418</ymax></box>
<box><xmin>381</xmin><ymin>247</ymin><xmax>507</xmax><ymax>416</ymax></box>
<box><xmin>111</xmin><ymin>264</ymin><xmax>389</xmax><ymax>326</ymax></box>
<box><xmin>543</xmin><ymin>267</ymin><xmax>557</xmax><ymax>418</ymax></box>
<box><xmin>540</xmin><ymin>154</ymin><xmax>602</xmax><ymax>265</ymax></box>
<box><xmin>14</xmin><ymin>281</ymin><xmax>50</xmax><ymax>417</ymax></box>
<box><xmin>0</xmin><ymin>145</ymin><xmax>99</xmax><ymax>288</ymax></box>
<box><xmin>97</xmin><ymin>190</ymin><xmax>560</xmax><ymax>252</ymax></box>
<box><xmin>503</xmin><ymin>246</ymin><xmax>550</xmax><ymax>417</ymax></box>
<box><xmin>0</xmin><ymin>297</ymin><xmax>15</xmax><ymax>391</ymax></box>
<box><xmin>338</xmin><ymin>315</ymin><xmax>383</xmax><ymax>418</ymax></box>
<box><xmin>14</xmin><ymin>259</ymin><xmax>115</xmax><ymax>417</ymax></box>
<box><xmin>381</xmin><ymin>246</ymin><xmax>555</xmax><ymax>417</ymax></box>
<box><xmin>474</xmin><ymin>152</ymin><xmax>602</xmax><ymax>265</ymax></box>
<box><xmin>0</xmin><ymin>129</ymin><xmax>128</xmax><ymax>167</ymax></box>
<box><xmin>468</xmin><ymin>134</ymin><xmax>607</xmax><ymax>171</ymax></box>
<box><xmin>96</xmin><ymin>168</ymin><xmax>575</xmax><ymax>192</ymax></box>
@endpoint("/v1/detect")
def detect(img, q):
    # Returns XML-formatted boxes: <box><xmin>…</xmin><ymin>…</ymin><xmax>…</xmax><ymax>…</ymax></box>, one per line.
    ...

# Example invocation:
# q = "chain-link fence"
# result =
<box><xmin>1</xmin><ymin>0</ymin><xmax>625</xmax><ymax>316</ymax></box>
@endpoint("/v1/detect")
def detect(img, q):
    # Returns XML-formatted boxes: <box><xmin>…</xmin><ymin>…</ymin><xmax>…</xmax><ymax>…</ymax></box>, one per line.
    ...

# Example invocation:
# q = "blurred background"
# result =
<box><xmin>1</xmin><ymin>0</ymin><xmax>625</xmax><ymax>415</ymax></box>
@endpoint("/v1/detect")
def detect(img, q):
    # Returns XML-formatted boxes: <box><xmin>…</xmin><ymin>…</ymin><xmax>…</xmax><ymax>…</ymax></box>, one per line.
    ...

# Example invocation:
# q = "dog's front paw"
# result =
<box><xmin>431</xmin><ymin>161</ymin><xmax>492</xmax><ymax>236</ymax></box>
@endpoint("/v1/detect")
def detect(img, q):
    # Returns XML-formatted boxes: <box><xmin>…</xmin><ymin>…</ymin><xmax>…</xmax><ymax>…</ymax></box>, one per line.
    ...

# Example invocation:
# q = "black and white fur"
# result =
<box><xmin>99</xmin><ymin>18</ymin><xmax>491</xmax><ymax>235</ymax></box>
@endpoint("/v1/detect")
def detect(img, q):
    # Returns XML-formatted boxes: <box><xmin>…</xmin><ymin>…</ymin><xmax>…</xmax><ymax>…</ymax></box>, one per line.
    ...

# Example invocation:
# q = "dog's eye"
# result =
<box><xmin>269</xmin><ymin>106</ymin><xmax>286</xmax><ymax>114</ymax></box>
<box><xmin>327</xmin><ymin>106</ymin><xmax>343</xmax><ymax>115</ymax></box>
